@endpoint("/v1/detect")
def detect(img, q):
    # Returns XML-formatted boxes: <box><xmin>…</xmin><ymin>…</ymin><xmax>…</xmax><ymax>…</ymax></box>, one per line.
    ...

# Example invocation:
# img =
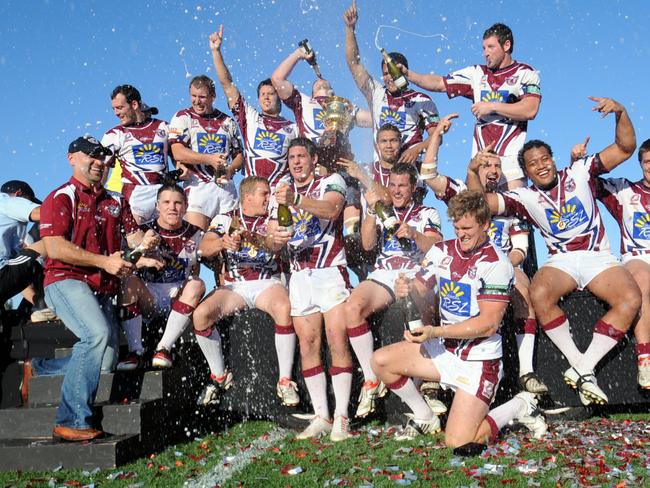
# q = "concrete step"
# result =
<box><xmin>0</xmin><ymin>399</ymin><xmax>165</xmax><ymax>439</ymax></box>
<box><xmin>0</xmin><ymin>434</ymin><xmax>141</xmax><ymax>472</ymax></box>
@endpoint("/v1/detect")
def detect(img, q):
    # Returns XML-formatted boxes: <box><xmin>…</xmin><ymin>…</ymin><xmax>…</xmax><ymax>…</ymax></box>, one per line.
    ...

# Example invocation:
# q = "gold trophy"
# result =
<box><xmin>317</xmin><ymin>95</ymin><xmax>354</xmax><ymax>173</ymax></box>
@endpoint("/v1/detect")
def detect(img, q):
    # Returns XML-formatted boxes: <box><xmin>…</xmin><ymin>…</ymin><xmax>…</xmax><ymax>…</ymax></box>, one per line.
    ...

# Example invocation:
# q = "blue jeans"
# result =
<box><xmin>44</xmin><ymin>279</ymin><xmax>120</xmax><ymax>429</ymax></box>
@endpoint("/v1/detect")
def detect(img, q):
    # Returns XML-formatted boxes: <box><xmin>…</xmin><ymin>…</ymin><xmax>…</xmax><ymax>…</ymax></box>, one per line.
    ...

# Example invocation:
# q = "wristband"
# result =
<box><xmin>366</xmin><ymin>207</ymin><xmax>377</xmax><ymax>217</ymax></box>
<box><xmin>293</xmin><ymin>192</ymin><xmax>302</xmax><ymax>206</ymax></box>
<box><xmin>419</xmin><ymin>162</ymin><xmax>439</xmax><ymax>180</ymax></box>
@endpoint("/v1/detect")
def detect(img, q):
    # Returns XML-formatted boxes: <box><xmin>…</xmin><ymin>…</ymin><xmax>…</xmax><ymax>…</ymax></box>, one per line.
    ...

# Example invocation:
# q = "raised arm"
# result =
<box><xmin>271</xmin><ymin>48</ymin><xmax>306</xmax><ymax>101</ymax></box>
<box><xmin>404</xmin><ymin>67</ymin><xmax>446</xmax><ymax>92</ymax></box>
<box><xmin>590</xmin><ymin>96</ymin><xmax>636</xmax><ymax>171</ymax></box>
<box><xmin>420</xmin><ymin>113</ymin><xmax>458</xmax><ymax>195</ymax></box>
<box><xmin>209</xmin><ymin>25</ymin><xmax>241</xmax><ymax>110</ymax></box>
<box><xmin>343</xmin><ymin>1</ymin><xmax>372</xmax><ymax>98</ymax></box>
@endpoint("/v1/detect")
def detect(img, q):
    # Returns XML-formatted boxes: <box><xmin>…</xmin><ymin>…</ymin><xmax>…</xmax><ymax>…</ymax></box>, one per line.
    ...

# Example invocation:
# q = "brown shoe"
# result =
<box><xmin>52</xmin><ymin>425</ymin><xmax>104</xmax><ymax>442</ymax></box>
<box><xmin>20</xmin><ymin>360</ymin><xmax>33</xmax><ymax>407</ymax></box>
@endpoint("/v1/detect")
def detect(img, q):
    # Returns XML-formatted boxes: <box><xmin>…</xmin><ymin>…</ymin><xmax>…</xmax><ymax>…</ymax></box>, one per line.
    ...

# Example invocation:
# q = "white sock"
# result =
<box><xmin>485</xmin><ymin>396</ymin><xmax>526</xmax><ymax>440</ymax></box>
<box><xmin>542</xmin><ymin>315</ymin><xmax>582</xmax><ymax>367</ymax></box>
<box><xmin>517</xmin><ymin>333</ymin><xmax>536</xmax><ymax>375</ymax></box>
<box><xmin>577</xmin><ymin>320</ymin><xmax>625</xmax><ymax>373</ymax></box>
<box><xmin>387</xmin><ymin>376</ymin><xmax>433</xmax><ymax>420</ymax></box>
<box><xmin>347</xmin><ymin>322</ymin><xmax>377</xmax><ymax>382</ymax></box>
<box><xmin>303</xmin><ymin>365</ymin><xmax>329</xmax><ymax>419</ymax></box>
<box><xmin>157</xmin><ymin>302</ymin><xmax>193</xmax><ymax>351</ymax></box>
<box><xmin>274</xmin><ymin>324</ymin><xmax>296</xmax><ymax>380</ymax></box>
<box><xmin>122</xmin><ymin>315</ymin><xmax>144</xmax><ymax>355</ymax></box>
<box><xmin>330</xmin><ymin>366</ymin><xmax>353</xmax><ymax>418</ymax></box>
<box><xmin>195</xmin><ymin>328</ymin><xmax>226</xmax><ymax>378</ymax></box>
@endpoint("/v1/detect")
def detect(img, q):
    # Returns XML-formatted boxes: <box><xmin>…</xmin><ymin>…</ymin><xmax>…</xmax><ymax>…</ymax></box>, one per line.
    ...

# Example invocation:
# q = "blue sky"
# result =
<box><xmin>2</xmin><ymin>0</ymin><xmax>649</xmax><ymax>284</ymax></box>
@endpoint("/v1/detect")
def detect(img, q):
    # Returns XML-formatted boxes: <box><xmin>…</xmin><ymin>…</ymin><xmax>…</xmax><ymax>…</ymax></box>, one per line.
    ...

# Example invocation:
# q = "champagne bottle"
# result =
<box><xmin>298</xmin><ymin>39</ymin><xmax>323</xmax><ymax>79</ymax></box>
<box><xmin>380</xmin><ymin>48</ymin><xmax>408</xmax><ymax>91</ymax></box>
<box><xmin>277</xmin><ymin>203</ymin><xmax>294</xmax><ymax>234</ymax></box>
<box><xmin>400</xmin><ymin>294</ymin><xmax>423</xmax><ymax>336</ymax></box>
<box><xmin>124</xmin><ymin>244</ymin><xmax>146</xmax><ymax>264</ymax></box>
<box><xmin>374</xmin><ymin>201</ymin><xmax>412</xmax><ymax>251</ymax></box>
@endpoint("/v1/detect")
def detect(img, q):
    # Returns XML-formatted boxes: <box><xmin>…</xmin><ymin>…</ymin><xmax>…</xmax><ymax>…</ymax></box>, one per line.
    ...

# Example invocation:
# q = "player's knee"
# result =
<box><xmin>444</xmin><ymin>432</ymin><xmax>469</xmax><ymax>449</ymax></box>
<box><xmin>192</xmin><ymin>305</ymin><xmax>212</xmax><ymax>331</ymax></box>
<box><xmin>185</xmin><ymin>278</ymin><xmax>205</xmax><ymax>298</ymax></box>
<box><xmin>616</xmin><ymin>282</ymin><xmax>642</xmax><ymax>318</ymax></box>
<box><xmin>370</xmin><ymin>347</ymin><xmax>389</xmax><ymax>373</ymax></box>
<box><xmin>270</xmin><ymin>299</ymin><xmax>291</xmax><ymax>322</ymax></box>
<box><xmin>630</xmin><ymin>268</ymin><xmax>650</xmax><ymax>297</ymax></box>
<box><xmin>529</xmin><ymin>281</ymin><xmax>552</xmax><ymax>309</ymax></box>
<box><xmin>344</xmin><ymin>297</ymin><xmax>366</xmax><ymax>323</ymax></box>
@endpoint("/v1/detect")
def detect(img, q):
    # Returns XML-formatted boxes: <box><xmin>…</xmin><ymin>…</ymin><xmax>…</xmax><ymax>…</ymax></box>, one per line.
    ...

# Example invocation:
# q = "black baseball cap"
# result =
<box><xmin>1</xmin><ymin>180</ymin><xmax>42</xmax><ymax>204</ymax></box>
<box><xmin>68</xmin><ymin>135</ymin><xmax>113</xmax><ymax>157</ymax></box>
<box><xmin>141</xmin><ymin>102</ymin><xmax>159</xmax><ymax>115</ymax></box>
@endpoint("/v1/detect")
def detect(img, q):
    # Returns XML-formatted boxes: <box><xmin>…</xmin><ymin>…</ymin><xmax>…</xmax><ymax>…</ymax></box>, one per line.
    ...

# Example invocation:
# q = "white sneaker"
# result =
<box><xmin>395</xmin><ymin>413</ymin><xmax>440</xmax><ymax>441</ymax></box>
<box><xmin>355</xmin><ymin>380</ymin><xmax>386</xmax><ymax>418</ymax></box>
<box><xmin>638</xmin><ymin>355</ymin><xmax>650</xmax><ymax>389</ymax></box>
<box><xmin>514</xmin><ymin>391</ymin><xmax>547</xmax><ymax>439</ymax></box>
<box><xmin>563</xmin><ymin>367</ymin><xmax>608</xmax><ymax>405</ymax></box>
<box><xmin>30</xmin><ymin>308</ymin><xmax>57</xmax><ymax>323</ymax></box>
<box><xmin>330</xmin><ymin>415</ymin><xmax>350</xmax><ymax>442</ymax></box>
<box><xmin>196</xmin><ymin>371</ymin><xmax>233</xmax><ymax>406</ymax></box>
<box><xmin>276</xmin><ymin>377</ymin><xmax>300</xmax><ymax>406</ymax></box>
<box><xmin>296</xmin><ymin>416</ymin><xmax>332</xmax><ymax>440</ymax></box>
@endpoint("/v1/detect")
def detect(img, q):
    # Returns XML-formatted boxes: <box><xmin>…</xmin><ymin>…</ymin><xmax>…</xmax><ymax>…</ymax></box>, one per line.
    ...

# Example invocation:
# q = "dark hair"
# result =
<box><xmin>390</xmin><ymin>162</ymin><xmax>418</xmax><ymax>186</ymax></box>
<box><xmin>381</xmin><ymin>52</ymin><xmax>409</xmax><ymax>71</ymax></box>
<box><xmin>518</xmin><ymin>139</ymin><xmax>553</xmax><ymax>171</ymax></box>
<box><xmin>288</xmin><ymin>137</ymin><xmax>317</xmax><ymax>158</ymax></box>
<box><xmin>189</xmin><ymin>75</ymin><xmax>216</xmax><ymax>97</ymax></box>
<box><xmin>157</xmin><ymin>184</ymin><xmax>187</xmax><ymax>203</ymax></box>
<box><xmin>257</xmin><ymin>78</ymin><xmax>275</xmax><ymax>97</ymax></box>
<box><xmin>376</xmin><ymin>123</ymin><xmax>402</xmax><ymax>141</ymax></box>
<box><xmin>638</xmin><ymin>138</ymin><xmax>650</xmax><ymax>162</ymax></box>
<box><xmin>111</xmin><ymin>84</ymin><xmax>142</xmax><ymax>104</ymax></box>
<box><xmin>483</xmin><ymin>23</ymin><xmax>514</xmax><ymax>54</ymax></box>
<box><xmin>447</xmin><ymin>190</ymin><xmax>491</xmax><ymax>225</ymax></box>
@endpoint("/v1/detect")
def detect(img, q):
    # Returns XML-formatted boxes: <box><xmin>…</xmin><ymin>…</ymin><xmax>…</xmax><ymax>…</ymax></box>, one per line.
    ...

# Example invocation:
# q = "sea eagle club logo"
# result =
<box><xmin>633</xmin><ymin>212</ymin><xmax>650</xmax><ymax>240</ymax></box>
<box><xmin>379</xmin><ymin>107</ymin><xmax>406</xmax><ymax>129</ymax></box>
<box><xmin>253</xmin><ymin>129</ymin><xmax>285</xmax><ymax>155</ymax></box>
<box><xmin>133</xmin><ymin>142</ymin><xmax>164</xmax><ymax>166</ymax></box>
<box><xmin>313</xmin><ymin>108</ymin><xmax>325</xmax><ymax>130</ymax></box>
<box><xmin>439</xmin><ymin>277</ymin><xmax>471</xmax><ymax>317</ymax></box>
<box><xmin>197</xmin><ymin>133</ymin><xmax>227</xmax><ymax>154</ymax></box>
<box><xmin>545</xmin><ymin>197</ymin><xmax>588</xmax><ymax>234</ymax></box>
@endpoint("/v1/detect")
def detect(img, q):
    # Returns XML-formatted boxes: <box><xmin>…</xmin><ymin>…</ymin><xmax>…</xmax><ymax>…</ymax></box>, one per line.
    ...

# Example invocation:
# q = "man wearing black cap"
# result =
<box><xmin>0</xmin><ymin>180</ymin><xmax>54</xmax><ymax>322</ymax></box>
<box><xmin>102</xmin><ymin>84</ymin><xmax>173</xmax><ymax>224</ymax></box>
<box><xmin>36</xmin><ymin>135</ymin><xmax>157</xmax><ymax>441</ymax></box>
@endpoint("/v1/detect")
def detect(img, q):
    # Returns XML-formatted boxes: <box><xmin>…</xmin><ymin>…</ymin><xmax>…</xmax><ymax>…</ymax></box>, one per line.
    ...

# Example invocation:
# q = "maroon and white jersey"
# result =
<box><xmin>437</xmin><ymin>177</ymin><xmax>527</xmax><ymax>255</ymax></box>
<box><xmin>444</xmin><ymin>62</ymin><xmax>541</xmax><ymax>157</ymax></box>
<box><xmin>101</xmin><ymin>118</ymin><xmax>169</xmax><ymax>185</ymax></box>
<box><xmin>374</xmin><ymin>202</ymin><xmax>441</xmax><ymax>271</ymax></box>
<box><xmin>286</xmin><ymin>173</ymin><xmax>347</xmax><ymax>271</ymax></box>
<box><xmin>138</xmin><ymin>220</ymin><xmax>202</xmax><ymax>284</ymax></box>
<box><xmin>597</xmin><ymin>177</ymin><xmax>650</xmax><ymax>256</ymax></box>
<box><xmin>364</xmin><ymin>77</ymin><xmax>439</xmax><ymax>159</ymax></box>
<box><xmin>231</xmin><ymin>94</ymin><xmax>298</xmax><ymax>188</ymax></box>
<box><xmin>283</xmin><ymin>88</ymin><xmax>360</xmax><ymax>144</ymax></box>
<box><xmin>168</xmin><ymin>108</ymin><xmax>242</xmax><ymax>183</ymax></box>
<box><xmin>208</xmin><ymin>209</ymin><xmax>279</xmax><ymax>282</ymax></box>
<box><xmin>417</xmin><ymin>239</ymin><xmax>514</xmax><ymax>360</ymax></box>
<box><xmin>497</xmin><ymin>154</ymin><xmax>610</xmax><ymax>255</ymax></box>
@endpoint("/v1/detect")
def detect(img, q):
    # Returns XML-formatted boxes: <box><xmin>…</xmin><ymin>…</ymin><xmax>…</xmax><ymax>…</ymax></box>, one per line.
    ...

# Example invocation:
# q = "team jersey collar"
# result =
<box><xmin>69</xmin><ymin>176</ymin><xmax>105</xmax><ymax>195</ymax></box>
<box><xmin>454</xmin><ymin>235</ymin><xmax>490</xmax><ymax>258</ymax></box>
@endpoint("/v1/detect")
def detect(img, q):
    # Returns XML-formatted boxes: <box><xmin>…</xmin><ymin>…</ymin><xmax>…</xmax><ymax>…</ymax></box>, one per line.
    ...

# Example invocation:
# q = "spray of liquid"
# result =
<box><xmin>374</xmin><ymin>25</ymin><xmax>447</xmax><ymax>51</ymax></box>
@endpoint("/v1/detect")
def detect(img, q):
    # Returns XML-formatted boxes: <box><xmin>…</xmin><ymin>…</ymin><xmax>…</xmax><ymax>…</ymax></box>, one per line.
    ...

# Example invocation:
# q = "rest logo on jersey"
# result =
<box><xmin>132</xmin><ymin>143</ymin><xmax>165</xmax><ymax>166</ymax></box>
<box><xmin>633</xmin><ymin>212</ymin><xmax>650</xmax><ymax>240</ymax></box>
<box><xmin>488</xmin><ymin>220</ymin><xmax>505</xmax><ymax>248</ymax></box>
<box><xmin>480</xmin><ymin>90</ymin><xmax>509</xmax><ymax>103</ymax></box>
<box><xmin>313</xmin><ymin>108</ymin><xmax>325</xmax><ymax>130</ymax></box>
<box><xmin>379</xmin><ymin>107</ymin><xmax>406</xmax><ymax>129</ymax></box>
<box><xmin>545</xmin><ymin>197</ymin><xmax>588</xmax><ymax>234</ymax></box>
<box><xmin>289</xmin><ymin>209</ymin><xmax>321</xmax><ymax>247</ymax></box>
<box><xmin>232</xmin><ymin>239</ymin><xmax>270</xmax><ymax>265</ymax></box>
<box><xmin>157</xmin><ymin>257</ymin><xmax>189</xmax><ymax>283</ymax></box>
<box><xmin>197</xmin><ymin>133</ymin><xmax>227</xmax><ymax>154</ymax></box>
<box><xmin>253</xmin><ymin>129</ymin><xmax>285</xmax><ymax>155</ymax></box>
<box><xmin>439</xmin><ymin>278</ymin><xmax>471</xmax><ymax>318</ymax></box>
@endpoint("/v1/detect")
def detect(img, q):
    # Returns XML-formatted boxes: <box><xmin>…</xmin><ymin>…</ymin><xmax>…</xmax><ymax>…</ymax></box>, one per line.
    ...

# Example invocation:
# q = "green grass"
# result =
<box><xmin>1</xmin><ymin>414</ymin><xmax>649</xmax><ymax>487</ymax></box>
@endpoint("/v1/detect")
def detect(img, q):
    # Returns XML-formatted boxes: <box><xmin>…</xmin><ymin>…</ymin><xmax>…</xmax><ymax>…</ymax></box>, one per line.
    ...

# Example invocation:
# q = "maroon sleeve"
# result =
<box><xmin>501</xmin><ymin>192</ymin><xmax>532</xmax><ymax>221</ymax></box>
<box><xmin>283</xmin><ymin>87</ymin><xmax>302</xmax><ymax>111</ymax></box>
<box><xmin>39</xmin><ymin>191</ymin><xmax>73</xmax><ymax>238</ymax></box>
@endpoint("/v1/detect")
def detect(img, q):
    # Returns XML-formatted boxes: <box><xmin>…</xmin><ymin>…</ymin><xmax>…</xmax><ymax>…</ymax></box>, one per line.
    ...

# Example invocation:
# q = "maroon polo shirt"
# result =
<box><xmin>40</xmin><ymin>177</ymin><xmax>138</xmax><ymax>294</ymax></box>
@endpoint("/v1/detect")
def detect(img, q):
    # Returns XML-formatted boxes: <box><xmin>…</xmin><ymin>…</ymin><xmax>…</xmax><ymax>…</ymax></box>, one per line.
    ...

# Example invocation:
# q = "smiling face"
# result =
<box><xmin>68</xmin><ymin>151</ymin><xmax>107</xmax><ymax>187</ymax></box>
<box><xmin>156</xmin><ymin>188</ymin><xmax>187</xmax><ymax>230</ymax></box>
<box><xmin>190</xmin><ymin>84</ymin><xmax>215</xmax><ymax>116</ymax></box>
<box><xmin>377</xmin><ymin>128</ymin><xmax>401</xmax><ymax>165</ymax></box>
<box><xmin>453</xmin><ymin>212</ymin><xmax>490</xmax><ymax>253</ymax></box>
<box><xmin>388</xmin><ymin>172</ymin><xmax>414</xmax><ymax>209</ymax></box>
<box><xmin>640</xmin><ymin>151</ymin><xmax>650</xmax><ymax>186</ymax></box>
<box><xmin>242</xmin><ymin>181</ymin><xmax>271</xmax><ymax>216</ymax></box>
<box><xmin>258</xmin><ymin>84</ymin><xmax>281</xmax><ymax>116</ymax></box>
<box><xmin>522</xmin><ymin>145</ymin><xmax>558</xmax><ymax>190</ymax></box>
<box><xmin>111</xmin><ymin>93</ymin><xmax>139</xmax><ymax>126</ymax></box>
<box><xmin>287</xmin><ymin>144</ymin><xmax>316</xmax><ymax>185</ymax></box>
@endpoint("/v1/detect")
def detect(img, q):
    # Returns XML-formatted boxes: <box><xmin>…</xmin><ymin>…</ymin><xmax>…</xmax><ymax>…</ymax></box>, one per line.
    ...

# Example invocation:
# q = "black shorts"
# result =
<box><xmin>0</xmin><ymin>248</ymin><xmax>43</xmax><ymax>304</ymax></box>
